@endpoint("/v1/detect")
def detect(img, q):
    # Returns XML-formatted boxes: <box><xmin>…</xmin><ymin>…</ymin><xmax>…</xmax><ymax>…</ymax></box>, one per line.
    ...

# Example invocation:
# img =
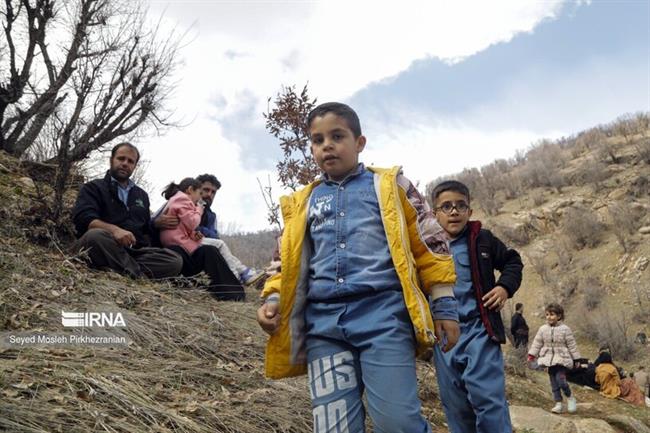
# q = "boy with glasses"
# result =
<box><xmin>430</xmin><ymin>180</ymin><xmax>524</xmax><ymax>433</ymax></box>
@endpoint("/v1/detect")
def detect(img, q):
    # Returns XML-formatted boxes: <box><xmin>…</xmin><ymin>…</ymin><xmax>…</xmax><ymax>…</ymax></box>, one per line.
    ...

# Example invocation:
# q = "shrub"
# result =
<box><xmin>582</xmin><ymin>276</ymin><xmax>604</xmax><ymax>311</ymax></box>
<box><xmin>576</xmin><ymin>308</ymin><xmax>637</xmax><ymax>361</ymax></box>
<box><xmin>574</xmin><ymin>157</ymin><xmax>610</xmax><ymax>192</ymax></box>
<box><xmin>575</xmin><ymin>127</ymin><xmax>605</xmax><ymax>151</ymax></box>
<box><xmin>504</xmin><ymin>344</ymin><xmax>529</xmax><ymax>378</ymax></box>
<box><xmin>527</xmin><ymin>253</ymin><xmax>552</xmax><ymax>285</ymax></box>
<box><xmin>634</xmin><ymin>138</ymin><xmax>650</xmax><ymax>164</ymax></box>
<box><xmin>608</xmin><ymin>202</ymin><xmax>645</xmax><ymax>252</ymax></box>
<box><xmin>555</xmin><ymin>240</ymin><xmax>573</xmax><ymax>272</ymax></box>
<box><xmin>629</xmin><ymin>175</ymin><xmax>649</xmax><ymax>197</ymax></box>
<box><xmin>560</xmin><ymin>275</ymin><xmax>579</xmax><ymax>300</ymax></box>
<box><xmin>562</xmin><ymin>206</ymin><xmax>604</xmax><ymax>249</ymax></box>
<box><xmin>532</xmin><ymin>192</ymin><xmax>545</xmax><ymax>206</ymax></box>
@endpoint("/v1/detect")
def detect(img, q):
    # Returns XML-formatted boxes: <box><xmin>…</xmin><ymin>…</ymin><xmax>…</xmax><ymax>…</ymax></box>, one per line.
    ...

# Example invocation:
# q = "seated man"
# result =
<box><xmin>72</xmin><ymin>142</ymin><xmax>183</xmax><ymax>279</ymax></box>
<box><xmin>155</xmin><ymin>173</ymin><xmax>264</xmax><ymax>286</ymax></box>
<box><xmin>154</xmin><ymin>177</ymin><xmax>245</xmax><ymax>301</ymax></box>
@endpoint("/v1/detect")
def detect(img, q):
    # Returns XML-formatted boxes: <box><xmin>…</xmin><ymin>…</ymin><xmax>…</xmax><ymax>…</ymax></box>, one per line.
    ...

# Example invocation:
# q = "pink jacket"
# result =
<box><xmin>159</xmin><ymin>191</ymin><xmax>203</xmax><ymax>254</ymax></box>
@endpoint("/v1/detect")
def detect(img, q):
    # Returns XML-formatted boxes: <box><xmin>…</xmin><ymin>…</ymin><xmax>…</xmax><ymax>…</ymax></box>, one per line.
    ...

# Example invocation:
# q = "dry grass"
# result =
<box><xmin>0</xmin><ymin>238</ymin><xmax>312</xmax><ymax>433</ymax></box>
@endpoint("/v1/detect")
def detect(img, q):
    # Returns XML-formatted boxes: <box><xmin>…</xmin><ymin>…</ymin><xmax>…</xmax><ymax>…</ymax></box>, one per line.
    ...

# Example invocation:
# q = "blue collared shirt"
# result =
<box><xmin>307</xmin><ymin>164</ymin><xmax>401</xmax><ymax>301</ymax></box>
<box><xmin>449</xmin><ymin>228</ymin><xmax>480</xmax><ymax>322</ymax></box>
<box><xmin>111</xmin><ymin>177</ymin><xmax>135</xmax><ymax>206</ymax></box>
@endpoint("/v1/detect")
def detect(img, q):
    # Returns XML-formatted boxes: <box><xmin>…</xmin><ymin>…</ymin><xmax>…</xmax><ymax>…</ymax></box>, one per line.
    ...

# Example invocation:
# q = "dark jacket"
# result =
<box><xmin>466</xmin><ymin>221</ymin><xmax>523</xmax><ymax>344</ymax></box>
<box><xmin>198</xmin><ymin>205</ymin><xmax>219</xmax><ymax>239</ymax></box>
<box><xmin>73</xmin><ymin>171</ymin><xmax>152</xmax><ymax>247</ymax></box>
<box><xmin>510</xmin><ymin>312</ymin><xmax>529</xmax><ymax>337</ymax></box>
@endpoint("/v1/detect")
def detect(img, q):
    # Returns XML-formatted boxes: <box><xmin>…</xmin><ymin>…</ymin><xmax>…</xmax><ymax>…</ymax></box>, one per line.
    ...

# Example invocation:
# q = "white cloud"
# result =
<box><xmin>138</xmin><ymin>0</ymin><xmax>574</xmax><ymax>231</ymax></box>
<box><xmin>363</xmin><ymin>116</ymin><xmax>564</xmax><ymax>189</ymax></box>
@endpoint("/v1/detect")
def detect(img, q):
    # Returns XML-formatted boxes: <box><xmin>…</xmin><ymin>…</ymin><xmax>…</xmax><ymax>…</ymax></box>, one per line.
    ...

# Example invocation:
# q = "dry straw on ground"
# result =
<box><xmin>0</xmin><ymin>233</ymin><xmax>311</xmax><ymax>432</ymax></box>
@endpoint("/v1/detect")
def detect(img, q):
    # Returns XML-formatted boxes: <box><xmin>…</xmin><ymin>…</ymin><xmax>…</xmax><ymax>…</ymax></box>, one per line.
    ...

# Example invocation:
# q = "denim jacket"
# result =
<box><xmin>261</xmin><ymin>166</ymin><xmax>457</xmax><ymax>379</ymax></box>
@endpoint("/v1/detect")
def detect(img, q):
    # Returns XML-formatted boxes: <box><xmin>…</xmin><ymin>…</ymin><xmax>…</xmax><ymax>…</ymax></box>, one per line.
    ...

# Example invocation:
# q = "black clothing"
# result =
<box><xmin>510</xmin><ymin>311</ymin><xmax>530</xmax><ymax>348</ymax></box>
<box><xmin>75</xmin><ymin>229</ymin><xmax>182</xmax><ymax>279</ymax></box>
<box><xmin>466</xmin><ymin>221</ymin><xmax>524</xmax><ymax>344</ymax></box>
<box><xmin>169</xmin><ymin>245</ymin><xmax>245</xmax><ymax>301</ymax></box>
<box><xmin>73</xmin><ymin>171</ymin><xmax>152</xmax><ymax>248</ymax></box>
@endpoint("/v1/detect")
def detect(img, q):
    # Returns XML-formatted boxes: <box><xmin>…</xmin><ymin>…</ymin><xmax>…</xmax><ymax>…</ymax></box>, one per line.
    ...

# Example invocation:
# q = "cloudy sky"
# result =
<box><xmin>140</xmin><ymin>0</ymin><xmax>649</xmax><ymax>233</ymax></box>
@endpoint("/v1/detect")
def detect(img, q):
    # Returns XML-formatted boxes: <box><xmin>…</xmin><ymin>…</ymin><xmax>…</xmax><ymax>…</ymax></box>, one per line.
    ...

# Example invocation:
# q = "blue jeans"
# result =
<box><xmin>548</xmin><ymin>365</ymin><xmax>572</xmax><ymax>401</ymax></box>
<box><xmin>433</xmin><ymin>317</ymin><xmax>512</xmax><ymax>433</ymax></box>
<box><xmin>305</xmin><ymin>290</ymin><xmax>431</xmax><ymax>433</ymax></box>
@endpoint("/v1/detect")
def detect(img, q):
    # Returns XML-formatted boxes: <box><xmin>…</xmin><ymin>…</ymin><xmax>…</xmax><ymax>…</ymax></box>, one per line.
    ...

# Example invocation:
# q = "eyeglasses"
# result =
<box><xmin>435</xmin><ymin>201</ymin><xmax>469</xmax><ymax>215</ymax></box>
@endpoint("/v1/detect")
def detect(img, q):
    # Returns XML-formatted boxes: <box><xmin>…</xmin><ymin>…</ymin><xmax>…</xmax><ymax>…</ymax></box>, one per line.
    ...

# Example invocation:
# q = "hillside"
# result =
<box><xmin>1</xmin><ymin>113</ymin><xmax>650</xmax><ymax>433</ymax></box>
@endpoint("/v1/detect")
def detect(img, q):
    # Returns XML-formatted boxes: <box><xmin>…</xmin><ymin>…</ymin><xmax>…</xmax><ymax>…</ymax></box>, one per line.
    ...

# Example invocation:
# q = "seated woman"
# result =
<box><xmin>595</xmin><ymin>352</ymin><xmax>645</xmax><ymax>406</ymax></box>
<box><xmin>158</xmin><ymin>178</ymin><xmax>244</xmax><ymax>301</ymax></box>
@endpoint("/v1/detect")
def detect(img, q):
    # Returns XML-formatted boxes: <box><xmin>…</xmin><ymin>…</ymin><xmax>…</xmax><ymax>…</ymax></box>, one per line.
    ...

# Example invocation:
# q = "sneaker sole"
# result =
<box><xmin>245</xmin><ymin>272</ymin><xmax>266</xmax><ymax>286</ymax></box>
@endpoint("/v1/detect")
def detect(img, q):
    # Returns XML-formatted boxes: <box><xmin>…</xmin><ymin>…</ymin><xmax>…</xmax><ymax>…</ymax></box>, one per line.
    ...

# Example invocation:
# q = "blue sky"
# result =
<box><xmin>351</xmin><ymin>0</ymin><xmax>648</xmax><ymax>132</ymax></box>
<box><xmin>143</xmin><ymin>0</ymin><xmax>649</xmax><ymax>232</ymax></box>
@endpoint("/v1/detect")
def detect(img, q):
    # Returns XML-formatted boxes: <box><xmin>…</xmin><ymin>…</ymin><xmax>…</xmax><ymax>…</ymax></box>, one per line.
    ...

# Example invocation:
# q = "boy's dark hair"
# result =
<box><xmin>545</xmin><ymin>302</ymin><xmax>564</xmax><ymax>320</ymax></box>
<box><xmin>197</xmin><ymin>173</ymin><xmax>221</xmax><ymax>190</ymax></box>
<box><xmin>515</xmin><ymin>302</ymin><xmax>523</xmax><ymax>311</ymax></box>
<box><xmin>110</xmin><ymin>142</ymin><xmax>140</xmax><ymax>163</ymax></box>
<box><xmin>162</xmin><ymin>177</ymin><xmax>201</xmax><ymax>200</ymax></box>
<box><xmin>431</xmin><ymin>180</ymin><xmax>471</xmax><ymax>204</ymax></box>
<box><xmin>307</xmin><ymin>102</ymin><xmax>362</xmax><ymax>138</ymax></box>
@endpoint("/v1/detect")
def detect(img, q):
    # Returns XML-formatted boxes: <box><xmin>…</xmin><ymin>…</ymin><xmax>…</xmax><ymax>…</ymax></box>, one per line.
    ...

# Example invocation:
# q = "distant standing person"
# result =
<box><xmin>72</xmin><ymin>142</ymin><xmax>182</xmax><ymax>279</ymax></box>
<box><xmin>528</xmin><ymin>303</ymin><xmax>581</xmax><ymax>414</ymax></box>
<box><xmin>510</xmin><ymin>302</ymin><xmax>530</xmax><ymax>348</ymax></box>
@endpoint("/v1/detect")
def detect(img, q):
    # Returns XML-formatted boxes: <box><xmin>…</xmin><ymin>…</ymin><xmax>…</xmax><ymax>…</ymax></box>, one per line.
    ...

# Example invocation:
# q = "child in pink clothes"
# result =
<box><xmin>159</xmin><ymin>178</ymin><xmax>204</xmax><ymax>254</ymax></box>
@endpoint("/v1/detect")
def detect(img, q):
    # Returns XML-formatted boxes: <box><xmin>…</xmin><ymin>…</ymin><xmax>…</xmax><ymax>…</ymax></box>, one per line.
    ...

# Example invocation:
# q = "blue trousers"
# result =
<box><xmin>548</xmin><ymin>365</ymin><xmax>572</xmax><ymax>401</ymax></box>
<box><xmin>433</xmin><ymin>318</ymin><xmax>512</xmax><ymax>433</ymax></box>
<box><xmin>305</xmin><ymin>290</ymin><xmax>431</xmax><ymax>433</ymax></box>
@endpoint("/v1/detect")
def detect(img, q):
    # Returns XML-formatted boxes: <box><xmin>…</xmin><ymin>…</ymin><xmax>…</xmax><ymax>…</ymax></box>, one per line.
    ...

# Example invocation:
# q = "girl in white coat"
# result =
<box><xmin>528</xmin><ymin>303</ymin><xmax>581</xmax><ymax>414</ymax></box>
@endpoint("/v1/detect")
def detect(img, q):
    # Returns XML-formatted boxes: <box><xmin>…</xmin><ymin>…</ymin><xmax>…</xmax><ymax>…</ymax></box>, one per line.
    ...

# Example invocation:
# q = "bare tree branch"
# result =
<box><xmin>1</xmin><ymin>0</ymin><xmax>183</xmax><ymax>222</ymax></box>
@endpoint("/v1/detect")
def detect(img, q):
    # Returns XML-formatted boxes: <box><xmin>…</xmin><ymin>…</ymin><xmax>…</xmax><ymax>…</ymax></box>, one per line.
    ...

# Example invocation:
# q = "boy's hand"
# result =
<box><xmin>482</xmin><ymin>286</ymin><xmax>508</xmax><ymax>311</ymax></box>
<box><xmin>257</xmin><ymin>302</ymin><xmax>281</xmax><ymax>335</ymax></box>
<box><xmin>192</xmin><ymin>231</ymin><xmax>204</xmax><ymax>241</ymax></box>
<box><xmin>434</xmin><ymin>319</ymin><xmax>460</xmax><ymax>352</ymax></box>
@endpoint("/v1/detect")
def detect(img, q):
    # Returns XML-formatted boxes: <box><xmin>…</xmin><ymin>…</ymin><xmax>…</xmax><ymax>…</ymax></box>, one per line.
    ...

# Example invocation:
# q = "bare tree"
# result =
<box><xmin>613</xmin><ymin>113</ymin><xmax>637</xmax><ymax>145</ymax></box>
<box><xmin>257</xmin><ymin>175</ymin><xmax>282</xmax><ymax>232</ymax></box>
<box><xmin>635</xmin><ymin>111</ymin><xmax>649</xmax><ymax>137</ymax></box>
<box><xmin>264</xmin><ymin>84</ymin><xmax>319</xmax><ymax>191</ymax></box>
<box><xmin>1</xmin><ymin>0</ymin><xmax>180</xmax><ymax>219</ymax></box>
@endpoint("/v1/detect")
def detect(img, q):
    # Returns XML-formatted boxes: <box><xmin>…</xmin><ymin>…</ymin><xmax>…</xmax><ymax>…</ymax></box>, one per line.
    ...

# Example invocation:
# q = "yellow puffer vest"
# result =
<box><xmin>261</xmin><ymin>166</ymin><xmax>455</xmax><ymax>379</ymax></box>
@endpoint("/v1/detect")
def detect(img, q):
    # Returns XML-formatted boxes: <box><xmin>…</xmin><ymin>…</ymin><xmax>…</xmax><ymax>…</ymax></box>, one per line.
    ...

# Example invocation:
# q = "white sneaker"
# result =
<box><xmin>242</xmin><ymin>268</ymin><xmax>265</xmax><ymax>286</ymax></box>
<box><xmin>567</xmin><ymin>396</ymin><xmax>577</xmax><ymax>413</ymax></box>
<box><xmin>551</xmin><ymin>402</ymin><xmax>563</xmax><ymax>413</ymax></box>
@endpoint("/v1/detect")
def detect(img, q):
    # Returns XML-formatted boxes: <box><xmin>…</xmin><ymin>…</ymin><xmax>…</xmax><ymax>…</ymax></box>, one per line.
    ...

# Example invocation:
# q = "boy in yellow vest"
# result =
<box><xmin>257</xmin><ymin>102</ymin><xmax>459</xmax><ymax>432</ymax></box>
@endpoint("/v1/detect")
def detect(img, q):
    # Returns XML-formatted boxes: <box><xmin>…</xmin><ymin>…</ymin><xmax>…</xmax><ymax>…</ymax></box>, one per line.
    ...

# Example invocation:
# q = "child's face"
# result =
<box><xmin>309</xmin><ymin>113</ymin><xmax>366</xmax><ymax>182</ymax></box>
<box><xmin>545</xmin><ymin>310</ymin><xmax>560</xmax><ymax>325</ymax></box>
<box><xmin>434</xmin><ymin>190</ymin><xmax>472</xmax><ymax>238</ymax></box>
<box><xmin>187</xmin><ymin>186</ymin><xmax>201</xmax><ymax>204</ymax></box>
